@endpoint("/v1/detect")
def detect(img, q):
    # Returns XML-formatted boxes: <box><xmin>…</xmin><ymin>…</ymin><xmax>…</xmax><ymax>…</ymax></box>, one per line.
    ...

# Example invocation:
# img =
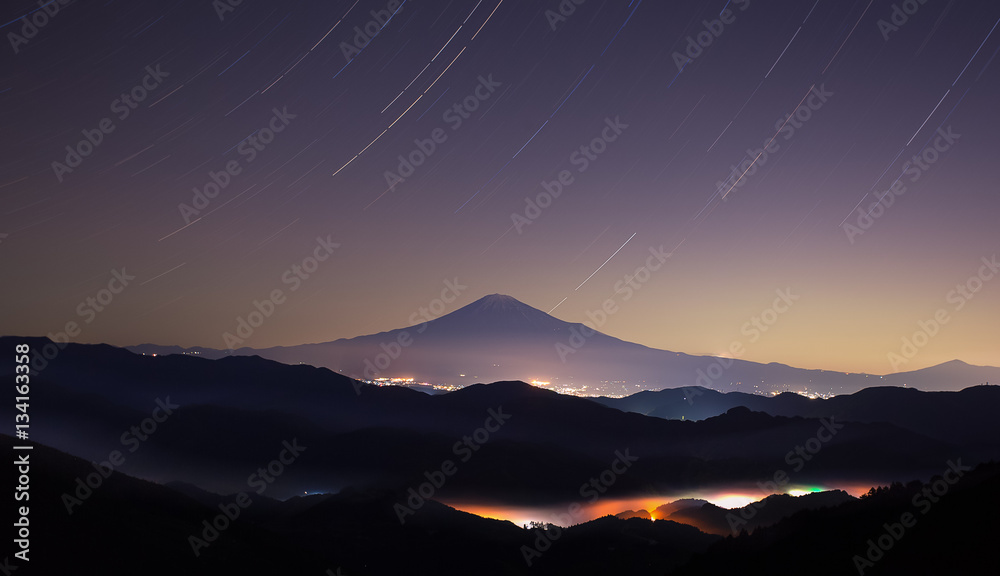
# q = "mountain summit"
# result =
<box><xmin>469</xmin><ymin>293</ymin><xmax>526</xmax><ymax>311</ymax></box>
<box><xmin>426</xmin><ymin>294</ymin><xmax>569</xmax><ymax>333</ymax></box>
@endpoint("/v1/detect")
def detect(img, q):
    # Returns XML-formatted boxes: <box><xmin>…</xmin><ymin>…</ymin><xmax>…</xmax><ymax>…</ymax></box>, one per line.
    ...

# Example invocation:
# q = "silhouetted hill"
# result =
<box><xmin>595</xmin><ymin>384</ymin><xmax>1000</xmax><ymax>448</ymax></box>
<box><xmin>652</xmin><ymin>498</ymin><xmax>710</xmax><ymax>518</ymax></box>
<box><xmin>667</xmin><ymin>461</ymin><xmax>1000</xmax><ymax>576</ymax></box>
<box><xmin>523</xmin><ymin>516</ymin><xmax>720</xmax><ymax>574</ymax></box>
<box><xmin>615</xmin><ymin>508</ymin><xmax>652</xmax><ymax>519</ymax></box>
<box><xmin>666</xmin><ymin>490</ymin><xmax>855</xmax><ymax>535</ymax></box>
<box><xmin>2</xmin><ymin>337</ymin><xmax>994</xmax><ymax>504</ymax></box>
<box><xmin>2</xmin><ymin>434</ymin><xmax>725</xmax><ymax>575</ymax></box>
<box><xmin>0</xmin><ymin>434</ymin><xmax>332</xmax><ymax>575</ymax></box>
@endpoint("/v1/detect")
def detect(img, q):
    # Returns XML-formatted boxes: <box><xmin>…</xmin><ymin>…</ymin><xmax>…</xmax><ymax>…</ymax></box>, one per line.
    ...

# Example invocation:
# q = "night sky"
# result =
<box><xmin>3</xmin><ymin>0</ymin><xmax>998</xmax><ymax>374</ymax></box>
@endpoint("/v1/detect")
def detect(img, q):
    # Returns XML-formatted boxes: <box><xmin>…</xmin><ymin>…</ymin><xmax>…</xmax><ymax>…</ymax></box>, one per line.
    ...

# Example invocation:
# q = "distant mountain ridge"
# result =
<box><xmin>593</xmin><ymin>384</ymin><xmax>1000</xmax><ymax>446</ymax></box>
<box><xmin>125</xmin><ymin>294</ymin><xmax>1000</xmax><ymax>396</ymax></box>
<box><xmin>4</xmin><ymin>336</ymin><xmax>1000</xmax><ymax>504</ymax></box>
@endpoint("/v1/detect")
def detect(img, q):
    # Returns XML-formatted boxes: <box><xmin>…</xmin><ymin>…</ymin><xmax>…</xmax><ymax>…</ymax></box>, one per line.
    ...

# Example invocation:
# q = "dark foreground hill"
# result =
<box><xmin>667</xmin><ymin>460</ymin><xmax>1000</xmax><ymax>576</ymax></box>
<box><xmin>2</xmin><ymin>434</ymin><xmax>718</xmax><ymax>575</ymax></box>
<box><xmin>6</xmin><ymin>433</ymin><xmax>998</xmax><ymax>575</ymax></box>
<box><xmin>665</xmin><ymin>490</ymin><xmax>856</xmax><ymax>536</ymax></box>
<box><xmin>4</xmin><ymin>335</ymin><xmax>1000</xmax><ymax>575</ymax></box>
<box><xmin>3</xmin><ymin>338</ymin><xmax>991</xmax><ymax>504</ymax></box>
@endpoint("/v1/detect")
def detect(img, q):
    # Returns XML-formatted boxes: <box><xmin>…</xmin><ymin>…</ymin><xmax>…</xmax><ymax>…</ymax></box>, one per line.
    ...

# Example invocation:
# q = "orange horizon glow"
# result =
<box><xmin>442</xmin><ymin>481</ymin><xmax>880</xmax><ymax>529</ymax></box>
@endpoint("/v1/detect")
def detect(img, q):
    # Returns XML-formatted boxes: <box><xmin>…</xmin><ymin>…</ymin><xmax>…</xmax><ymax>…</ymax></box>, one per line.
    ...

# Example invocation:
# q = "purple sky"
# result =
<box><xmin>2</xmin><ymin>0</ymin><xmax>998</xmax><ymax>373</ymax></box>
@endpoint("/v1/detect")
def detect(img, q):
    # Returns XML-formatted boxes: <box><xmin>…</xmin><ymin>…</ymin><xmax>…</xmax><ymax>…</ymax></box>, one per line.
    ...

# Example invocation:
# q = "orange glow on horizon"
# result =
<box><xmin>443</xmin><ymin>481</ymin><xmax>886</xmax><ymax>529</ymax></box>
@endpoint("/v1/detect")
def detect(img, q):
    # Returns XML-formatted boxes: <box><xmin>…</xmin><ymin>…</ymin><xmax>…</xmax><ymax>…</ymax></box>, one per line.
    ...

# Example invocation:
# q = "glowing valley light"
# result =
<box><xmin>446</xmin><ymin>482</ymin><xmax>876</xmax><ymax>529</ymax></box>
<box><xmin>708</xmin><ymin>493</ymin><xmax>757</xmax><ymax>509</ymax></box>
<box><xmin>795</xmin><ymin>485</ymin><xmax>827</xmax><ymax>495</ymax></box>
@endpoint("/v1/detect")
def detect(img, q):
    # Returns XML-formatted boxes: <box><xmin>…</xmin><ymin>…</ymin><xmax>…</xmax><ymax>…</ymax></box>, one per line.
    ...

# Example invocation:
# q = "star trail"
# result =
<box><xmin>2</xmin><ymin>0</ymin><xmax>998</xmax><ymax>374</ymax></box>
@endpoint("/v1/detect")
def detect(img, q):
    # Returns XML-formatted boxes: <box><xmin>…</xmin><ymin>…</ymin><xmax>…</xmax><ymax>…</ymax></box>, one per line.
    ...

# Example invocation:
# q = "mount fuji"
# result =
<box><xmin>128</xmin><ymin>294</ymin><xmax>999</xmax><ymax>396</ymax></box>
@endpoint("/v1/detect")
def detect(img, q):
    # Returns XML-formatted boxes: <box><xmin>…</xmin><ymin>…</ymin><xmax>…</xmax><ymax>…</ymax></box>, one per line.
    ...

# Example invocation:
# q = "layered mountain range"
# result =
<box><xmin>5</xmin><ymin>336</ymin><xmax>999</xmax><ymax>503</ymax></box>
<box><xmin>4</xmin><ymin>335</ymin><xmax>999</xmax><ymax>574</ymax></box>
